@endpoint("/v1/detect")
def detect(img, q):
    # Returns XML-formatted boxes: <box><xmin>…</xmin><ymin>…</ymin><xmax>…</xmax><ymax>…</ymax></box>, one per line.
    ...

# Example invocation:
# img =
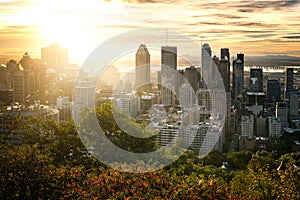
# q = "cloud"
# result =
<box><xmin>245</xmin><ymin>34</ymin><xmax>277</xmax><ymax>38</ymax></box>
<box><xmin>282</xmin><ymin>35</ymin><xmax>300</xmax><ymax>39</ymax></box>
<box><xmin>235</xmin><ymin>0</ymin><xmax>300</xmax><ymax>11</ymax></box>
<box><xmin>213</xmin><ymin>14</ymin><xmax>245</xmax><ymax>19</ymax></box>
<box><xmin>0</xmin><ymin>26</ymin><xmax>39</xmax><ymax>37</ymax></box>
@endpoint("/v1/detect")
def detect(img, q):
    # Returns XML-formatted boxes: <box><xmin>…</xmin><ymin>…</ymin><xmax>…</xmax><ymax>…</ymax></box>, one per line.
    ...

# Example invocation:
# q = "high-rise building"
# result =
<box><xmin>267</xmin><ymin>117</ymin><xmax>281</xmax><ymax>138</ymax></box>
<box><xmin>74</xmin><ymin>81</ymin><xmax>95</xmax><ymax>108</ymax></box>
<box><xmin>41</xmin><ymin>43</ymin><xmax>68</xmax><ymax>68</ymax></box>
<box><xmin>201</xmin><ymin>44</ymin><xmax>212</xmax><ymax>87</ymax></box>
<box><xmin>179</xmin><ymin>83</ymin><xmax>194</xmax><ymax>107</ymax></box>
<box><xmin>221</xmin><ymin>48</ymin><xmax>230</xmax><ymax>61</ymax></box>
<box><xmin>135</xmin><ymin>44</ymin><xmax>151</xmax><ymax>93</ymax></box>
<box><xmin>241</xmin><ymin>115</ymin><xmax>254</xmax><ymax>136</ymax></box>
<box><xmin>218</xmin><ymin>60</ymin><xmax>229</xmax><ymax>91</ymax></box>
<box><xmin>285</xmin><ymin>68</ymin><xmax>298</xmax><ymax>99</ymax></box>
<box><xmin>289</xmin><ymin>94</ymin><xmax>299</xmax><ymax>116</ymax></box>
<box><xmin>249</xmin><ymin>68</ymin><xmax>263</xmax><ymax>92</ymax></box>
<box><xmin>232</xmin><ymin>55</ymin><xmax>244</xmax><ymax>99</ymax></box>
<box><xmin>161</xmin><ymin>46</ymin><xmax>177</xmax><ymax>105</ymax></box>
<box><xmin>156</xmin><ymin>124</ymin><xmax>179</xmax><ymax>147</ymax></box>
<box><xmin>184</xmin><ymin>66</ymin><xmax>201</xmax><ymax>92</ymax></box>
<box><xmin>256</xmin><ymin>115</ymin><xmax>267</xmax><ymax>137</ymax></box>
<box><xmin>114</xmin><ymin>92</ymin><xmax>139</xmax><ymax>117</ymax></box>
<box><xmin>276</xmin><ymin>102</ymin><xmax>288</xmax><ymax>131</ymax></box>
<box><xmin>220</xmin><ymin>48</ymin><xmax>230</xmax><ymax>92</ymax></box>
<box><xmin>237</xmin><ymin>53</ymin><xmax>244</xmax><ymax>64</ymax></box>
<box><xmin>13</xmin><ymin>53</ymin><xmax>36</xmax><ymax>104</ymax></box>
<box><xmin>267</xmin><ymin>79</ymin><xmax>281</xmax><ymax>102</ymax></box>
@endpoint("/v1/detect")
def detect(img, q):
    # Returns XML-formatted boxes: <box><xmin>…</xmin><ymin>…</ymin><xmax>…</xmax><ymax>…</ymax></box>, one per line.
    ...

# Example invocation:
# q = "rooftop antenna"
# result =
<box><xmin>201</xmin><ymin>35</ymin><xmax>204</xmax><ymax>46</ymax></box>
<box><xmin>166</xmin><ymin>27</ymin><xmax>168</xmax><ymax>46</ymax></box>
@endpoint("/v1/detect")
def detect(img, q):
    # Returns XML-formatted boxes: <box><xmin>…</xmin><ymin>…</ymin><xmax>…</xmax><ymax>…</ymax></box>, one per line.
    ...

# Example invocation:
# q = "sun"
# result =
<box><xmin>34</xmin><ymin>0</ymin><xmax>124</xmax><ymax>64</ymax></box>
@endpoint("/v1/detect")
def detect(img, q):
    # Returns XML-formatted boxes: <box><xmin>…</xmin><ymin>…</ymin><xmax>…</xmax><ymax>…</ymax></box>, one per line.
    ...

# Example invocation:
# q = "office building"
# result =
<box><xmin>114</xmin><ymin>92</ymin><xmax>139</xmax><ymax>117</ymax></box>
<box><xmin>249</xmin><ymin>68</ymin><xmax>263</xmax><ymax>92</ymax></box>
<box><xmin>199</xmin><ymin>123</ymin><xmax>223</xmax><ymax>155</ymax></box>
<box><xmin>267</xmin><ymin>117</ymin><xmax>281</xmax><ymax>138</ymax></box>
<box><xmin>74</xmin><ymin>81</ymin><xmax>95</xmax><ymax>108</ymax></box>
<box><xmin>232</xmin><ymin>56</ymin><xmax>244</xmax><ymax>99</ymax></box>
<box><xmin>201</xmin><ymin>44</ymin><xmax>212</xmax><ymax>87</ymax></box>
<box><xmin>267</xmin><ymin>79</ymin><xmax>281</xmax><ymax>102</ymax></box>
<box><xmin>241</xmin><ymin>115</ymin><xmax>254</xmax><ymax>136</ymax></box>
<box><xmin>276</xmin><ymin>102</ymin><xmax>288</xmax><ymax>130</ymax></box>
<box><xmin>289</xmin><ymin>94</ymin><xmax>299</xmax><ymax>116</ymax></box>
<box><xmin>185</xmin><ymin>66</ymin><xmax>201</xmax><ymax>92</ymax></box>
<box><xmin>179</xmin><ymin>83</ymin><xmax>194</xmax><ymax>107</ymax></box>
<box><xmin>220</xmin><ymin>48</ymin><xmax>230</xmax><ymax>92</ymax></box>
<box><xmin>285</xmin><ymin>68</ymin><xmax>299</xmax><ymax>99</ymax></box>
<box><xmin>41</xmin><ymin>43</ymin><xmax>68</xmax><ymax>68</ymax></box>
<box><xmin>156</xmin><ymin>124</ymin><xmax>179</xmax><ymax>147</ymax></box>
<box><xmin>13</xmin><ymin>53</ymin><xmax>36</xmax><ymax>104</ymax></box>
<box><xmin>135</xmin><ymin>44</ymin><xmax>151</xmax><ymax>93</ymax></box>
<box><xmin>218</xmin><ymin>60</ymin><xmax>229</xmax><ymax>91</ymax></box>
<box><xmin>161</xmin><ymin>46</ymin><xmax>177</xmax><ymax>105</ymax></box>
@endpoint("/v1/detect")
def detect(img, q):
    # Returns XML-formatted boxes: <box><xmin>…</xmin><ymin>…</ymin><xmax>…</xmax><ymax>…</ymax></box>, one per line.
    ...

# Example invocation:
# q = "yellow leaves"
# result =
<box><xmin>208</xmin><ymin>179</ymin><xmax>214</xmax><ymax>186</ymax></box>
<box><xmin>143</xmin><ymin>181</ymin><xmax>149</xmax><ymax>188</ymax></box>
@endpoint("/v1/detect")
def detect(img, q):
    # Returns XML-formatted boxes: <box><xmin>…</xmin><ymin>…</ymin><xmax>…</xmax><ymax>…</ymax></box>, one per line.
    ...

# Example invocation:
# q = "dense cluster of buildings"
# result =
<box><xmin>1</xmin><ymin>41</ymin><xmax>300</xmax><ymax>154</ymax></box>
<box><xmin>0</xmin><ymin>44</ymin><xmax>78</xmax><ymax>133</ymax></box>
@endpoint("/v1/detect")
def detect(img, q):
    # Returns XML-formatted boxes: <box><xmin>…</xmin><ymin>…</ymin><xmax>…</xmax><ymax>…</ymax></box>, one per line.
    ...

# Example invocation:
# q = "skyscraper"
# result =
<box><xmin>219</xmin><ymin>59</ymin><xmax>229</xmax><ymax>92</ymax></box>
<box><xmin>161</xmin><ymin>46</ymin><xmax>177</xmax><ymax>105</ymax></box>
<box><xmin>185</xmin><ymin>66</ymin><xmax>201</xmax><ymax>92</ymax></box>
<box><xmin>135</xmin><ymin>44</ymin><xmax>151</xmax><ymax>93</ymax></box>
<box><xmin>220</xmin><ymin>48</ymin><xmax>230</xmax><ymax>92</ymax></box>
<box><xmin>41</xmin><ymin>43</ymin><xmax>68</xmax><ymax>68</ymax></box>
<box><xmin>285</xmin><ymin>68</ymin><xmax>295</xmax><ymax>99</ymax></box>
<box><xmin>249</xmin><ymin>68</ymin><xmax>263</xmax><ymax>92</ymax></box>
<box><xmin>267</xmin><ymin>79</ymin><xmax>281</xmax><ymax>102</ymax></box>
<box><xmin>233</xmin><ymin>54</ymin><xmax>244</xmax><ymax>99</ymax></box>
<box><xmin>219</xmin><ymin>48</ymin><xmax>230</xmax><ymax>92</ymax></box>
<box><xmin>201</xmin><ymin>43</ymin><xmax>212</xmax><ymax>88</ymax></box>
<box><xmin>13</xmin><ymin>53</ymin><xmax>36</xmax><ymax>104</ymax></box>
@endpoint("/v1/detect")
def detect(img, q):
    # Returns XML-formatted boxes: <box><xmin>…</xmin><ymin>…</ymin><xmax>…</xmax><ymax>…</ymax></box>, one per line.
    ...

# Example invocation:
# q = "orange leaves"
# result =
<box><xmin>143</xmin><ymin>181</ymin><xmax>149</xmax><ymax>188</ymax></box>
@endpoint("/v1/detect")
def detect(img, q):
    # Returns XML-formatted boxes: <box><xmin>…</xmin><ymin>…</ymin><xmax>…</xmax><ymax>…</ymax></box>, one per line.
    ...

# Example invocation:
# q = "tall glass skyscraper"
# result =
<box><xmin>135</xmin><ymin>44</ymin><xmax>151</xmax><ymax>93</ymax></box>
<box><xmin>161</xmin><ymin>46</ymin><xmax>177</xmax><ymax>105</ymax></box>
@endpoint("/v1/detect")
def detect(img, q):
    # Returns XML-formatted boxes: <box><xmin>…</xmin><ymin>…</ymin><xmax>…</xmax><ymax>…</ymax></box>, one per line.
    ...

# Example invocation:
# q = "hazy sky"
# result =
<box><xmin>1</xmin><ymin>0</ymin><xmax>300</xmax><ymax>66</ymax></box>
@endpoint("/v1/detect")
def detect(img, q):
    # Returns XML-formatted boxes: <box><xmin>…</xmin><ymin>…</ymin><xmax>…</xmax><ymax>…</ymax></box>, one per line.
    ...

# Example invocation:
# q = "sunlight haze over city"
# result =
<box><xmin>1</xmin><ymin>0</ymin><xmax>300</xmax><ymax>66</ymax></box>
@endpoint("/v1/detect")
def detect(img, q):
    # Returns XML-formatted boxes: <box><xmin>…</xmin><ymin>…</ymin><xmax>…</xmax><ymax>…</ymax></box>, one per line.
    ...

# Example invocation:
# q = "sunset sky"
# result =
<box><xmin>1</xmin><ymin>0</ymin><xmax>300</xmax><ymax>66</ymax></box>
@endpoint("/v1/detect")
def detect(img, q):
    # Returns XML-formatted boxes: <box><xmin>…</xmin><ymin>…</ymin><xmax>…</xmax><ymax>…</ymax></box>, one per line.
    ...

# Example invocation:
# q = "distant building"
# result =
<box><xmin>220</xmin><ymin>48</ymin><xmax>230</xmax><ymax>92</ymax></box>
<box><xmin>161</xmin><ymin>46</ymin><xmax>177</xmax><ymax>105</ymax></box>
<box><xmin>114</xmin><ymin>92</ymin><xmax>139</xmax><ymax>117</ymax></box>
<box><xmin>201</xmin><ymin>43</ymin><xmax>212</xmax><ymax>87</ymax></box>
<box><xmin>276</xmin><ymin>102</ymin><xmax>288</xmax><ymax>130</ymax></box>
<box><xmin>156</xmin><ymin>124</ymin><xmax>179</xmax><ymax>147</ymax></box>
<box><xmin>199</xmin><ymin>123</ymin><xmax>223</xmax><ymax>155</ymax></box>
<box><xmin>285</xmin><ymin>68</ymin><xmax>294</xmax><ymax>99</ymax></box>
<box><xmin>232</xmin><ymin>55</ymin><xmax>244</xmax><ymax>99</ymax></box>
<box><xmin>184</xmin><ymin>66</ymin><xmax>201</xmax><ymax>92</ymax></box>
<box><xmin>100</xmin><ymin>65</ymin><xmax>120</xmax><ymax>88</ymax></box>
<box><xmin>218</xmin><ymin>58</ymin><xmax>230</xmax><ymax>92</ymax></box>
<box><xmin>241</xmin><ymin>115</ymin><xmax>254</xmax><ymax>136</ymax></box>
<box><xmin>249</xmin><ymin>68</ymin><xmax>263</xmax><ymax>92</ymax></box>
<box><xmin>179</xmin><ymin>83</ymin><xmax>194</xmax><ymax>107</ymax></box>
<box><xmin>41</xmin><ymin>43</ymin><xmax>68</xmax><ymax>69</ymax></box>
<box><xmin>267</xmin><ymin>116</ymin><xmax>281</xmax><ymax>138</ymax></box>
<box><xmin>135</xmin><ymin>44</ymin><xmax>151</xmax><ymax>93</ymax></box>
<box><xmin>74</xmin><ymin>81</ymin><xmax>95</xmax><ymax>108</ymax></box>
<box><xmin>289</xmin><ymin>94</ymin><xmax>299</xmax><ymax>116</ymax></box>
<box><xmin>257</xmin><ymin>115</ymin><xmax>267</xmax><ymax>137</ymax></box>
<box><xmin>13</xmin><ymin>53</ymin><xmax>36</xmax><ymax>105</ymax></box>
<box><xmin>184</xmin><ymin>123</ymin><xmax>222</xmax><ymax>153</ymax></box>
<box><xmin>267</xmin><ymin>79</ymin><xmax>281</xmax><ymax>102</ymax></box>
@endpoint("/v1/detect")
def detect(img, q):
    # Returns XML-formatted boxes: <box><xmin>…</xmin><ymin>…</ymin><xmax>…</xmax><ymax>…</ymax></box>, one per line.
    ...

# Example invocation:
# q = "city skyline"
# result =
<box><xmin>1</xmin><ymin>0</ymin><xmax>300</xmax><ymax>66</ymax></box>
